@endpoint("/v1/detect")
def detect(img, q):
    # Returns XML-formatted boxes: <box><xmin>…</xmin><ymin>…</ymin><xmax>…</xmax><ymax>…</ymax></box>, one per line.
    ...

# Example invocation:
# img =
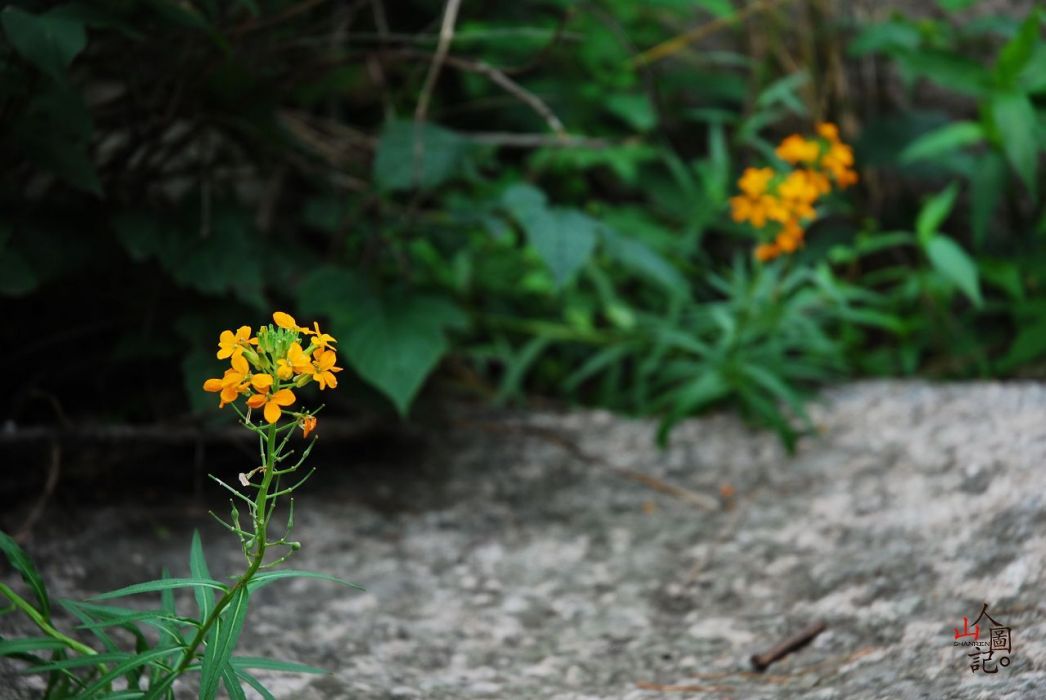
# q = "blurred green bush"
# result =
<box><xmin>0</xmin><ymin>0</ymin><xmax>1043</xmax><ymax>445</ymax></box>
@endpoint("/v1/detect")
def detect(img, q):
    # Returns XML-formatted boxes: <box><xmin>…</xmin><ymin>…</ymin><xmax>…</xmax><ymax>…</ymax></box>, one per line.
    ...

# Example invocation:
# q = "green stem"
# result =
<box><xmin>158</xmin><ymin>423</ymin><xmax>278</xmax><ymax>688</ymax></box>
<box><xmin>0</xmin><ymin>583</ymin><xmax>98</xmax><ymax>658</ymax></box>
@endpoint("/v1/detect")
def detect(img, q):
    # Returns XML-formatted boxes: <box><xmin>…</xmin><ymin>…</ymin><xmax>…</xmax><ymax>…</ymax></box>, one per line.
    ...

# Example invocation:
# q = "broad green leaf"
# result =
<box><xmin>200</xmin><ymin>586</ymin><xmax>249</xmax><ymax>700</ymax></box>
<box><xmin>90</xmin><ymin>577</ymin><xmax>227</xmax><ymax>601</ymax></box>
<box><xmin>374</xmin><ymin>120</ymin><xmax>468</xmax><ymax>191</ymax></box>
<box><xmin>916</xmin><ymin>183</ymin><xmax>959</xmax><ymax>242</ymax></box>
<box><xmin>990</xmin><ymin>90</ymin><xmax>1038</xmax><ymax>191</ymax></box>
<box><xmin>900</xmin><ymin>121</ymin><xmax>984</xmax><ymax>163</ymax></box>
<box><xmin>1</xmin><ymin>8</ymin><xmax>86</xmax><ymax>82</ymax></box>
<box><xmin>189</xmin><ymin>531</ymin><xmax>214</xmax><ymax>623</ymax></box>
<box><xmin>924</xmin><ymin>236</ymin><xmax>983</xmax><ymax>307</ymax></box>
<box><xmin>341</xmin><ymin>293</ymin><xmax>467</xmax><ymax>414</ymax></box>
<box><xmin>296</xmin><ymin>265</ymin><xmax>368</xmax><ymax>320</ymax></box>
<box><xmin>500</xmin><ymin>183</ymin><xmax>547</xmax><ymax>219</ymax></box>
<box><xmin>231</xmin><ymin>656</ymin><xmax>326</xmax><ymax>674</ymax></box>
<box><xmin>247</xmin><ymin>569</ymin><xmax>364</xmax><ymax>593</ymax></box>
<box><xmin>522</xmin><ymin>209</ymin><xmax>599</xmax><ymax>286</ymax></box>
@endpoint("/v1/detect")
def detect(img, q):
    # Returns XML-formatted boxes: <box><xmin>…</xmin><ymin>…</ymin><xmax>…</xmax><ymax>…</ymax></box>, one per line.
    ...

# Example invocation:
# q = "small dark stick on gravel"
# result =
<box><xmin>750</xmin><ymin>620</ymin><xmax>826</xmax><ymax>672</ymax></box>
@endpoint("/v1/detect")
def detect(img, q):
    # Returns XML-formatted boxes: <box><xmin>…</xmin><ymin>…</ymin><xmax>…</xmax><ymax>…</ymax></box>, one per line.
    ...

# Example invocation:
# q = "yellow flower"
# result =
<box><xmin>754</xmin><ymin>242</ymin><xmax>781</xmax><ymax>261</ymax></box>
<box><xmin>310</xmin><ymin>349</ymin><xmax>343</xmax><ymax>390</ymax></box>
<box><xmin>203</xmin><ymin>354</ymin><xmax>252</xmax><ymax>407</ymax></box>
<box><xmin>738</xmin><ymin>167</ymin><xmax>774</xmax><ymax>197</ymax></box>
<box><xmin>816</xmin><ymin>121</ymin><xmax>840</xmax><ymax>142</ymax></box>
<box><xmin>217</xmin><ymin>326</ymin><xmax>252</xmax><ymax>360</ymax></box>
<box><xmin>301</xmin><ymin>415</ymin><xmax>317</xmax><ymax>438</ymax></box>
<box><xmin>776</xmin><ymin>135</ymin><xmax>820</xmax><ymax>165</ymax></box>
<box><xmin>272</xmin><ymin>311</ymin><xmax>312</xmax><ymax>334</ymax></box>
<box><xmin>247</xmin><ymin>387</ymin><xmax>297</xmax><ymax>424</ymax></box>
<box><xmin>276</xmin><ymin>342</ymin><xmax>313</xmax><ymax>380</ymax></box>
<box><xmin>307</xmin><ymin>322</ymin><xmax>337</xmax><ymax>349</ymax></box>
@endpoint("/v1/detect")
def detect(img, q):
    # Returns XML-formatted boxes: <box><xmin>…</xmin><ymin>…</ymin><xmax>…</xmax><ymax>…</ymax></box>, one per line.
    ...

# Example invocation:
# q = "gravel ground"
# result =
<box><xmin>3</xmin><ymin>380</ymin><xmax>1046</xmax><ymax>699</ymax></box>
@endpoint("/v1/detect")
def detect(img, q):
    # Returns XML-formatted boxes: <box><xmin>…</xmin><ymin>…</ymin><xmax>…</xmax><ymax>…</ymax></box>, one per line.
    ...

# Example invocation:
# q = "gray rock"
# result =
<box><xmin>3</xmin><ymin>380</ymin><xmax>1046</xmax><ymax>697</ymax></box>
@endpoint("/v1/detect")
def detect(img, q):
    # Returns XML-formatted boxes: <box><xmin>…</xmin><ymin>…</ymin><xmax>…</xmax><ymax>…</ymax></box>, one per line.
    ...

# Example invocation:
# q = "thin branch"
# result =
<box><xmin>413</xmin><ymin>0</ymin><xmax>464</xmax><ymax>189</ymax></box>
<box><xmin>414</xmin><ymin>0</ymin><xmax>463</xmax><ymax>124</ymax></box>
<box><xmin>389</xmin><ymin>49</ymin><xmax>567</xmax><ymax>136</ymax></box>
<box><xmin>632</xmin><ymin>0</ymin><xmax>798</xmax><ymax>68</ymax></box>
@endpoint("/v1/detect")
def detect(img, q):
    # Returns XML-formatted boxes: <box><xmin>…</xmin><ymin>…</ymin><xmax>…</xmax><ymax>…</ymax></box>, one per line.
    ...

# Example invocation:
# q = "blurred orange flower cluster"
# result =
<box><xmin>730</xmin><ymin>122</ymin><xmax>858</xmax><ymax>261</ymax></box>
<box><xmin>203</xmin><ymin>311</ymin><xmax>341</xmax><ymax>427</ymax></box>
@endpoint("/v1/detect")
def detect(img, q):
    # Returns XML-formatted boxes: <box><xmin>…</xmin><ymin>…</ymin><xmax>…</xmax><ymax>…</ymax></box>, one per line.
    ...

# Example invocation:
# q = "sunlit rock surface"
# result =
<box><xmin>3</xmin><ymin>381</ymin><xmax>1046</xmax><ymax>698</ymax></box>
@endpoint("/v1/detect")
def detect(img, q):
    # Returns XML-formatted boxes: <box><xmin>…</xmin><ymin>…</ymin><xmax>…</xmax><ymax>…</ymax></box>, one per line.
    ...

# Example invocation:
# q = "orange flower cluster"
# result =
<box><xmin>203</xmin><ymin>311</ymin><xmax>341</xmax><ymax>428</ymax></box>
<box><xmin>730</xmin><ymin>122</ymin><xmax>858</xmax><ymax>261</ymax></box>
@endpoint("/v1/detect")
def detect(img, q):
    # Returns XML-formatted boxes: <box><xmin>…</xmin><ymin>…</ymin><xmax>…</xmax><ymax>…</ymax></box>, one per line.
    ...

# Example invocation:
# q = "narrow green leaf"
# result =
<box><xmin>970</xmin><ymin>151</ymin><xmax>1007</xmax><ymax>247</ymax></box>
<box><xmin>76</xmin><ymin>647</ymin><xmax>174</xmax><ymax>698</ymax></box>
<box><xmin>994</xmin><ymin>9</ymin><xmax>1041</xmax><ymax>86</ymax></box>
<box><xmin>235</xmin><ymin>669</ymin><xmax>276</xmax><ymax>700</ymax></box>
<box><xmin>0</xmin><ymin>530</ymin><xmax>50</xmax><ymax>616</ymax></box>
<box><xmin>21</xmin><ymin>651</ymin><xmax>133</xmax><ymax>672</ymax></box>
<box><xmin>990</xmin><ymin>90</ymin><xmax>1038</xmax><ymax>191</ymax></box>
<box><xmin>231</xmin><ymin>656</ymin><xmax>327</xmax><ymax>675</ymax></box>
<box><xmin>199</xmin><ymin>586</ymin><xmax>250</xmax><ymax>700</ymax></box>
<box><xmin>0</xmin><ymin>638</ymin><xmax>69</xmax><ymax>656</ymax></box>
<box><xmin>90</xmin><ymin>578</ymin><xmax>227</xmax><ymax>601</ymax></box>
<box><xmin>900</xmin><ymin>121</ymin><xmax>984</xmax><ymax>163</ymax></box>
<box><xmin>247</xmin><ymin>570</ymin><xmax>365</xmax><ymax>593</ymax></box>
<box><xmin>924</xmin><ymin>236</ymin><xmax>984</xmax><ymax>307</ymax></box>
<box><xmin>222</xmin><ymin>664</ymin><xmax>248</xmax><ymax>700</ymax></box>
<box><xmin>1000</xmin><ymin>315</ymin><xmax>1046</xmax><ymax>369</ymax></box>
<box><xmin>915</xmin><ymin>183</ymin><xmax>959</xmax><ymax>242</ymax></box>
<box><xmin>189</xmin><ymin>531</ymin><xmax>215</xmax><ymax>623</ymax></box>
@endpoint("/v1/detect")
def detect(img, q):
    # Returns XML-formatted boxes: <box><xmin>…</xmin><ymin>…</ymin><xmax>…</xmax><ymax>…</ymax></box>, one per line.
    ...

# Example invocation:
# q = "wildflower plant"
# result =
<box><xmin>730</xmin><ymin>123</ymin><xmax>858</xmax><ymax>262</ymax></box>
<box><xmin>0</xmin><ymin>312</ymin><xmax>359</xmax><ymax>699</ymax></box>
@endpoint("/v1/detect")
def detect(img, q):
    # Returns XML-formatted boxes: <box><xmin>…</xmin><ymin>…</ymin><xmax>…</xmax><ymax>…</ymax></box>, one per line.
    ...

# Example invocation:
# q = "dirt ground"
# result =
<box><xmin>3</xmin><ymin>380</ymin><xmax>1046</xmax><ymax>699</ymax></box>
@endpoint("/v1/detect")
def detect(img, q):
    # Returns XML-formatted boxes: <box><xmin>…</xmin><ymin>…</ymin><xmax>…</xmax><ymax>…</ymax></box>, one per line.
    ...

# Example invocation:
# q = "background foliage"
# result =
<box><xmin>1</xmin><ymin>0</ymin><xmax>1044</xmax><ymax>445</ymax></box>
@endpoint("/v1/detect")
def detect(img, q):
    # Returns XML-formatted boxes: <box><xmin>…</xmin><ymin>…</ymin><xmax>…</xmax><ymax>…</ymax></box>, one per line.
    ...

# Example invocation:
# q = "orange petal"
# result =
<box><xmin>203</xmin><ymin>378</ymin><xmax>223</xmax><ymax>392</ymax></box>
<box><xmin>251</xmin><ymin>374</ymin><xmax>273</xmax><ymax>391</ymax></box>
<box><xmin>263</xmin><ymin>401</ymin><xmax>282</xmax><ymax>423</ymax></box>
<box><xmin>246</xmin><ymin>394</ymin><xmax>267</xmax><ymax>409</ymax></box>
<box><xmin>236</xmin><ymin>325</ymin><xmax>251</xmax><ymax>340</ymax></box>
<box><xmin>271</xmin><ymin>388</ymin><xmax>296</xmax><ymax>406</ymax></box>
<box><xmin>273</xmin><ymin>311</ymin><xmax>297</xmax><ymax>329</ymax></box>
<box><xmin>231</xmin><ymin>353</ymin><xmax>249</xmax><ymax>375</ymax></box>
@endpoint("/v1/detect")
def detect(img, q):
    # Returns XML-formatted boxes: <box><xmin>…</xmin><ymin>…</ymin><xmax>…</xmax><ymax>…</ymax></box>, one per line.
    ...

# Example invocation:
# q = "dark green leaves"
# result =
<box><xmin>924</xmin><ymin>236</ymin><xmax>983</xmax><ymax>307</ymax></box>
<box><xmin>501</xmin><ymin>184</ymin><xmax>599</xmax><ymax>286</ymax></box>
<box><xmin>298</xmin><ymin>267</ymin><xmax>468</xmax><ymax>415</ymax></box>
<box><xmin>374</xmin><ymin>120</ymin><xmax>469</xmax><ymax>191</ymax></box>
<box><xmin>1</xmin><ymin>8</ymin><xmax>86</xmax><ymax>82</ymax></box>
<box><xmin>344</xmin><ymin>293</ymin><xmax>467</xmax><ymax>414</ymax></box>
